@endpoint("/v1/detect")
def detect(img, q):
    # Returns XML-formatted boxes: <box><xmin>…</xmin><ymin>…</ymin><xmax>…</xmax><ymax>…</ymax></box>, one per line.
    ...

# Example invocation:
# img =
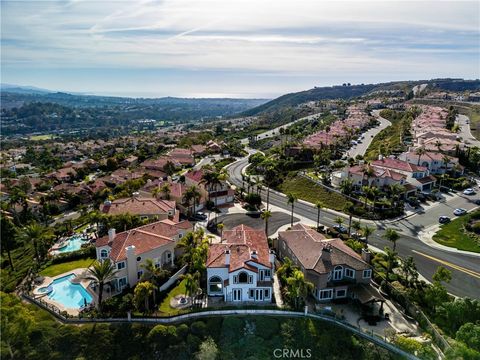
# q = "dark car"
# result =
<box><xmin>439</xmin><ymin>216</ymin><xmax>451</xmax><ymax>224</ymax></box>
<box><xmin>333</xmin><ymin>225</ymin><xmax>348</xmax><ymax>234</ymax></box>
<box><xmin>474</xmin><ymin>199</ymin><xmax>480</xmax><ymax>205</ymax></box>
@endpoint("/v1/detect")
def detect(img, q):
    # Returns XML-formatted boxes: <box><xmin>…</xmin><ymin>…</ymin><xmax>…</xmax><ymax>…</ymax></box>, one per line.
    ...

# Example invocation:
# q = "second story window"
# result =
<box><xmin>363</xmin><ymin>269</ymin><xmax>372</xmax><ymax>279</ymax></box>
<box><xmin>345</xmin><ymin>268</ymin><xmax>354</xmax><ymax>278</ymax></box>
<box><xmin>100</xmin><ymin>249</ymin><xmax>108</xmax><ymax>258</ymax></box>
<box><xmin>117</xmin><ymin>262</ymin><xmax>125</xmax><ymax>270</ymax></box>
<box><xmin>333</xmin><ymin>266</ymin><xmax>343</xmax><ymax>281</ymax></box>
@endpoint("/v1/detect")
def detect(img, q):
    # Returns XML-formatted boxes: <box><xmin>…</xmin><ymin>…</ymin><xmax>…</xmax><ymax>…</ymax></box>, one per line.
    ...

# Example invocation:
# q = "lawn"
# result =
<box><xmin>278</xmin><ymin>175</ymin><xmax>348</xmax><ymax>211</ymax></box>
<box><xmin>432</xmin><ymin>211</ymin><xmax>480</xmax><ymax>253</ymax></box>
<box><xmin>40</xmin><ymin>257</ymin><xmax>96</xmax><ymax>277</ymax></box>
<box><xmin>158</xmin><ymin>278</ymin><xmax>188</xmax><ymax>315</ymax></box>
<box><xmin>29</xmin><ymin>134</ymin><xmax>55</xmax><ymax>141</ymax></box>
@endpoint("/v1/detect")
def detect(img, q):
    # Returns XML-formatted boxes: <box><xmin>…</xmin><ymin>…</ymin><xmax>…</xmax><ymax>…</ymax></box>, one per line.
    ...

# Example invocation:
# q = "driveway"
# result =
<box><xmin>217</xmin><ymin>211</ymin><xmax>299</xmax><ymax>236</ymax></box>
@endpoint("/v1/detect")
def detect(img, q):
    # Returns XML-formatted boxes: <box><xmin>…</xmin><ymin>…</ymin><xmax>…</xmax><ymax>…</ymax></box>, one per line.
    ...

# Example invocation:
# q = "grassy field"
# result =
<box><xmin>467</xmin><ymin>106</ymin><xmax>480</xmax><ymax>140</ymax></box>
<box><xmin>158</xmin><ymin>278</ymin><xmax>188</xmax><ymax>315</ymax></box>
<box><xmin>29</xmin><ymin>134</ymin><xmax>55</xmax><ymax>141</ymax></box>
<box><xmin>432</xmin><ymin>211</ymin><xmax>480</xmax><ymax>253</ymax></box>
<box><xmin>40</xmin><ymin>257</ymin><xmax>95</xmax><ymax>277</ymax></box>
<box><xmin>278</xmin><ymin>175</ymin><xmax>348</xmax><ymax>211</ymax></box>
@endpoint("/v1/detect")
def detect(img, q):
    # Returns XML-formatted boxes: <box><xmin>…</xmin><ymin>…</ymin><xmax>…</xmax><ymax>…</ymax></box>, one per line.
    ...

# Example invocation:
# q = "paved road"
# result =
<box><xmin>457</xmin><ymin>114</ymin><xmax>480</xmax><ymax>148</ymax></box>
<box><xmin>240</xmin><ymin>112</ymin><xmax>322</xmax><ymax>145</ymax></box>
<box><xmin>346</xmin><ymin>110</ymin><xmax>391</xmax><ymax>158</ymax></box>
<box><xmin>227</xmin><ymin>153</ymin><xmax>480</xmax><ymax>299</ymax></box>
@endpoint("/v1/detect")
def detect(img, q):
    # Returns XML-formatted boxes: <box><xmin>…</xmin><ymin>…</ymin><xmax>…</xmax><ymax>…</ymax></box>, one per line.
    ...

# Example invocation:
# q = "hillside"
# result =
<box><xmin>243</xmin><ymin>78</ymin><xmax>480</xmax><ymax>116</ymax></box>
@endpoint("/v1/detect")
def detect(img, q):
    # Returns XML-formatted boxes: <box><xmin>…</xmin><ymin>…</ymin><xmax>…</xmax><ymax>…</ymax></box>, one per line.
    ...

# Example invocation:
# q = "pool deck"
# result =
<box><xmin>33</xmin><ymin>268</ymin><xmax>97</xmax><ymax>316</ymax></box>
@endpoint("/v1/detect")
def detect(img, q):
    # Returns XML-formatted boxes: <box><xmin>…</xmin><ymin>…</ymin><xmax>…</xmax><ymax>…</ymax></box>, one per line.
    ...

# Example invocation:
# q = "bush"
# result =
<box><xmin>471</xmin><ymin>222</ymin><xmax>480</xmax><ymax>234</ymax></box>
<box><xmin>50</xmin><ymin>246</ymin><xmax>96</xmax><ymax>264</ymax></box>
<box><xmin>190</xmin><ymin>321</ymin><xmax>207</xmax><ymax>337</ymax></box>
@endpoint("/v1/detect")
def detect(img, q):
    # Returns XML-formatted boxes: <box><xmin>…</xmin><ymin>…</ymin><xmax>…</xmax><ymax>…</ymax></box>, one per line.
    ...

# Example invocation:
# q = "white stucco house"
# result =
<box><xmin>95</xmin><ymin>219</ymin><xmax>193</xmax><ymax>291</ymax></box>
<box><xmin>206</xmin><ymin>225</ymin><xmax>275</xmax><ymax>302</ymax></box>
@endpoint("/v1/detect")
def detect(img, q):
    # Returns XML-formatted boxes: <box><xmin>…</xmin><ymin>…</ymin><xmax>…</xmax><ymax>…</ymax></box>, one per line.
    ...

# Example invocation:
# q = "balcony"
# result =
<box><xmin>257</xmin><ymin>280</ymin><xmax>273</xmax><ymax>287</ymax></box>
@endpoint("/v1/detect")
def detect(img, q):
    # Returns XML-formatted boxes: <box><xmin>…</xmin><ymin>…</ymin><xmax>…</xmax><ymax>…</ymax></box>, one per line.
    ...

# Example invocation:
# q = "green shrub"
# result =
<box><xmin>50</xmin><ymin>246</ymin><xmax>96</xmax><ymax>264</ymax></box>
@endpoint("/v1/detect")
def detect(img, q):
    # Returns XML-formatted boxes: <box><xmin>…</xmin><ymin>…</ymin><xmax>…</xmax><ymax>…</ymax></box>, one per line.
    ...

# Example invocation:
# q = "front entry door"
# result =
<box><xmin>233</xmin><ymin>289</ymin><xmax>241</xmax><ymax>301</ymax></box>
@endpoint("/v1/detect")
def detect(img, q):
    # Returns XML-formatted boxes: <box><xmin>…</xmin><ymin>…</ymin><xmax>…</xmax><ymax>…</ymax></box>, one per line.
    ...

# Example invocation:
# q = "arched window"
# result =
<box><xmin>238</xmin><ymin>272</ymin><xmax>248</xmax><ymax>283</ymax></box>
<box><xmin>100</xmin><ymin>249</ymin><xmax>108</xmax><ymax>258</ymax></box>
<box><xmin>209</xmin><ymin>276</ymin><xmax>223</xmax><ymax>293</ymax></box>
<box><xmin>333</xmin><ymin>266</ymin><xmax>343</xmax><ymax>281</ymax></box>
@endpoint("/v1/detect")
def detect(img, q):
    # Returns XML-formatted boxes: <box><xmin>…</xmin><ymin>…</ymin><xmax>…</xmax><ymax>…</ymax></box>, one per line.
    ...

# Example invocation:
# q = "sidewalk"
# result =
<box><xmin>418</xmin><ymin>224</ymin><xmax>480</xmax><ymax>258</ymax></box>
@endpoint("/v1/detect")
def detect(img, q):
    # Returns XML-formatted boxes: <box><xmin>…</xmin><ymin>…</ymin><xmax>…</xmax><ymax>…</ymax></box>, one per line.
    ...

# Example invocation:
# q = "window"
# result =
<box><xmin>264</xmin><ymin>289</ymin><xmax>270</xmax><ymax>298</ymax></box>
<box><xmin>233</xmin><ymin>275</ymin><xmax>238</xmax><ymax>284</ymax></box>
<box><xmin>333</xmin><ymin>266</ymin><xmax>343</xmax><ymax>281</ymax></box>
<box><xmin>209</xmin><ymin>276</ymin><xmax>223</xmax><ymax>293</ymax></box>
<box><xmin>249</xmin><ymin>289</ymin><xmax>254</xmax><ymax>298</ymax></box>
<box><xmin>118</xmin><ymin>277</ymin><xmax>127</xmax><ymax>288</ymax></box>
<box><xmin>100</xmin><ymin>249</ymin><xmax>108</xmax><ymax>258</ymax></box>
<box><xmin>319</xmin><ymin>289</ymin><xmax>333</xmax><ymax>300</ymax></box>
<box><xmin>248</xmin><ymin>275</ymin><xmax>253</xmax><ymax>284</ymax></box>
<box><xmin>117</xmin><ymin>262</ymin><xmax>125</xmax><ymax>270</ymax></box>
<box><xmin>137</xmin><ymin>271</ymin><xmax>143</xmax><ymax>280</ymax></box>
<box><xmin>363</xmin><ymin>269</ymin><xmax>372</xmax><ymax>279</ymax></box>
<box><xmin>238</xmin><ymin>272</ymin><xmax>248</xmax><ymax>284</ymax></box>
<box><xmin>265</xmin><ymin>269</ymin><xmax>271</xmax><ymax>277</ymax></box>
<box><xmin>336</xmin><ymin>289</ymin><xmax>346</xmax><ymax>298</ymax></box>
<box><xmin>345</xmin><ymin>268</ymin><xmax>354</xmax><ymax>278</ymax></box>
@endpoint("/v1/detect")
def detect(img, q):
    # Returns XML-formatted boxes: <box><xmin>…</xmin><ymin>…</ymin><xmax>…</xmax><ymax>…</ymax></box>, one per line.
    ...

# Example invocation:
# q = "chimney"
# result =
<box><xmin>378</xmin><ymin>154</ymin><xmax>384</xmax><ymax>161</ymax></box>
<box><xmin>361</xmin><ymin>248</ymin><xmax>371</xmax><ymax>264</ymax></box>
<box><xmin>108</xmin><ymin>228</ymin><xmax>116</xmax><ymax>242</ymax></box>
<box><xmin>251</xmin><ymin>250</ymin><xmax>258</xmax><ymax>259</ymax></box>
<box><xmin>269</xmin><ymin>249</ymin><xmax>275</xmax><ymax>264</ymax></box>
<box><xmin>225</xmin><ymin>249</ymin><xmax>230</xmax><ymax>265</ymax></box>
<box><xmin>125</xmin><ymin>245</ymin><xmax>137</xmax><ymax>286</ymax></box>
<box><xmin>322</xmin><ymin>244</ymin><xmax>332</xmax><ymax>263</ymax></box>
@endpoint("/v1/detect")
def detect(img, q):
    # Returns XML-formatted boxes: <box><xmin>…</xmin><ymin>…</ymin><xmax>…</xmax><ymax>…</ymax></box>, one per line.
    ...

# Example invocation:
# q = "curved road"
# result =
<box><xmin>227</xmin><ymin>119</ymin><xmax>480</xmax><ymax>299</ymax></box>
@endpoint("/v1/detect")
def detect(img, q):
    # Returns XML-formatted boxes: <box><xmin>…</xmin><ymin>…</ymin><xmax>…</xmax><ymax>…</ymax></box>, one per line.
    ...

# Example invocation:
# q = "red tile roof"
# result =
<box><xmin>96</xmin><ymin>219</ymin><xmax>192</xmax><ymax>261</ymax></box>
<box><xmin>207</xmin><ymin>224</ymin><xmax>271</xmax><ymax>272</ymax></box>
<box><xmin>100</xmin><ymin>197</ymin><xmax>176</xmax><ymax>216</ymax></box>
<box><xmin>185</xmin><ymin>169</ymin><xmax>204</xmax><ymax>183</ymax></box>
<box><xmin>372</xmin><ymin>158</ymin><xmax>427</xmax><ymax>173</ymax></box>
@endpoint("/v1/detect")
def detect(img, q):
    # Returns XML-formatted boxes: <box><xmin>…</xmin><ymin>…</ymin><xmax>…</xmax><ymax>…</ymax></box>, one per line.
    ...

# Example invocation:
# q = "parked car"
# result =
<box><xmin>453</xmin><ymin>208</ymin><xmax>467</xmax><ymax>216</ymax></box>
<box><xmin>463</xmin><ymin>188</ymin><xmax>476</xmax><ymax>195</ymax></box>
<box><xmin>474</xmin><ymin>199</ymin><xmax>480</xmax><ymax>205</ymax></box>
<box><xmin>438</xmin><ymin>216</ymin><xmax>451</xmax><ymax>224</ymax></box>
<box><xmin>333</xmin><ymin>225</ymin><xmax>348</xmax><ymax>234</ymax></box>
<box><xmin>195</xmin><ymin>212</ymin><xmax>207</xmax><ymax>220</ymax></box>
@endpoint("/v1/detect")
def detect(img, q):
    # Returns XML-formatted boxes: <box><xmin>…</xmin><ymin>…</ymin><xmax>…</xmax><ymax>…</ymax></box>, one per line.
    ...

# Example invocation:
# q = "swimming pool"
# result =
<box><xmin>55</xmin><ymin>234</ymin><xmax>89</xmax><ymax>253</ymax></box>
<box><xmin>47</xmin><ymin>274</ymin><xmax>93</xmax><ymax>309</ymax></box>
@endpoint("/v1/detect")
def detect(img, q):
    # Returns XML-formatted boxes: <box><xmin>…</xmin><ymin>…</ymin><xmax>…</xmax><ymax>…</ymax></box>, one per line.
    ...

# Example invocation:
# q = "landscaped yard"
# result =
<box><xmin>29</xmin><ymin>134</ymin><xmax>55</xmax><ymax>141</ymax></box>
<box><xmin>40</xmin><ymin>257</ymin><xmax>96</xmax><ymax>277</ymax></box>
<box><xmin>433</xmin><ymin>211</ymin><xmax>480</xmax><ymax>253</ymax></box>
<box><xmin>278</xmin><ymin>175</ymin><xmax>348</xmax><ymax>211</ymax></box>
<box><xmin>159</xmin><ymin>278</ymin><xmax>188</xmax><ymax>315</ymax></box>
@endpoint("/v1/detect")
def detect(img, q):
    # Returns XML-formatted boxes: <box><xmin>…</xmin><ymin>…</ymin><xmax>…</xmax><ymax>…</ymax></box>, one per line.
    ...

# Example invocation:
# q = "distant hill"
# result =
<box><xmin>243</xmin><ymin>78</ymin><xmax>480</xmax><ymax>115</ymax></box>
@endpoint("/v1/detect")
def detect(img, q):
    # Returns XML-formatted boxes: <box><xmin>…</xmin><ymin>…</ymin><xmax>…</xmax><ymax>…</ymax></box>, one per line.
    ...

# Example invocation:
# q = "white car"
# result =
<box><xmin>463</xmin><ymin>188</ymin><xmax>476</xmax><ymax>195</ymax></box>
<box><xmin>453</xmin><ymin>208</ymin><xmax>467</xmax><ymax>216</ymax></box>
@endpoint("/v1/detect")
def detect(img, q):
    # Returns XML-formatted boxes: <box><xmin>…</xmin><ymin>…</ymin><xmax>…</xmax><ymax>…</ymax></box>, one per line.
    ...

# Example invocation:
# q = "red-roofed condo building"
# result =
<box><xmin>206</xmin><ymin>225</ymin><xmax>275</xmax><ymax>302</ymax></box>
<box><xmin>95</xmin><ymin>219</ymin><xmax>193</xmax><ymax>291</ymax></box>
<box><xmin>278</xmin><ymin>224</ymin><xmax>372</xmax><ymax>302</ymax></box>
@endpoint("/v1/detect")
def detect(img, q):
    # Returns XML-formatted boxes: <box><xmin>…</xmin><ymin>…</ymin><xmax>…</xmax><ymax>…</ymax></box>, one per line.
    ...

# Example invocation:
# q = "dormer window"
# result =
<box><xmin>100</xmin><ymin>249</ymin><xmax>108</xmax><ymax>258</ymax></box>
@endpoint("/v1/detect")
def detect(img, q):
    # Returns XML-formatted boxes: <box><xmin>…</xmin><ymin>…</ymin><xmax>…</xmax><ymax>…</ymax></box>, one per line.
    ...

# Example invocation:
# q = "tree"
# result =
<box><xmin>383</xmin><ymin>228</ymin><xmax>400</xmax><ymax>251</ymax></box>
<box><xmin>141</xmin><ymin>259</ymin><xmax>170</xmax><ymax>304</ymax></box>
<box><xmin>1</xmin><ymin>215</ymin><xmax>17</xmax><ymax>270</ymax></box>
<box><xmin>352</xmin><ymin>220</ymin><xmax>361</xmax><ymax>234</ymax></box>
<box><xmin>343</xmin><ymin>202</ymin><xmax>355</xmax><ymax>234</ymax></box>
<box><xmin>160</xmin><ymin>183</ymin><xmax>171</xmax><ymax>200</ymax></box>
<box><xmin>384</xmin><ymin>247</ymin><xmax>398</xmax><ymax>283</ymax></box>
<box><xmin>334</xmin><ymin>216</ymin><xmax>344</xmax><ymax>228</ymax></box>
<box><xmin>415</xmin><ymin>146</ymin><xmax>426</xmax><ymax>165</ymax></box>
<box><xmin>183</xmin><ymin>272</ymin><xmax>200</xmax><ymax>298</ymax></box>
<box><xmin>362</xmin><ymin>225</ymin><xmax>375</xmax><ymax>244</ymax></box>
<box><xmin>133</xmin><ymin>281</ymin><xmax>155</xmax><ymax>314</ymax></box>
<box><xmin>183</xmin><ymin>185</ymin><xmax>201</xmax><ymax>217</ymax></box>
<box><xmin>400</xmin><ymin>256</ymin><xmax>418</xmax><ymax>288</ymax></box>
<box><xmin>277</xmin><ymin>257</ymin><xmax>296</xmax><ymax>285</ymax></box>
<box><xmin>18</xmin><ymin>222</ymin><xmax>53</xmax><ymax>262</ymax></box>
<box><xmin>456</xmin><ymin>323</ymin><xmax>480</xmax><ymax>352</ymax></box>
<box><xmin>425</xmin><ymin>266</ymin><xmax>452</xmax><ymax>312</ymax></box>
<box><xmin>261</xmin><ymin>210</ymin><xmax>272</xmax><ymax>236</ymax></box>
<box><xmin>286</xmin><ymin>269</ymin><xmax>313</xmax><ymax>310</ymax></box>
<box><xmin>339</xmin><ymin>179</ymin><xmax>354</xmax><ymax>196</ymax></box>
<box><xmin>217</xmin><ymin>223</ymin><xmax>224</xmax><ymax>239</ymax></box>
<box><xmin>163</xmin><ymin>161</ymin><xmax>176</xmax><ymax>177</ymax></box>
<box><xmin>195</xmin><ymin>337</ymin><xmax>219</xmax><ymax>360</ymax></box>
<box><xmin>287</xmin><ymin>193</ymin><xmax>297</xmax><ymax>227</ymax></box>
<box><xmin>151</xmin><ymin>186</ymin><xmax>162</xmax><ymax>198</ymax></box>
<box><xmin>315</xmin><ymin>201</ymin><xmax>323</xmax><ymax>230</ymax></box>
<box><xmin>85</xmin><ymin>259</ymin><xmax>117</xmax><ymax>311</ymax></box>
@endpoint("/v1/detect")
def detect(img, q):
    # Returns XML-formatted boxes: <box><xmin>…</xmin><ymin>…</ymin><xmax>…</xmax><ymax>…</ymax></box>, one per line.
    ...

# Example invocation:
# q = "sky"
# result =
<box><xmin>1</xmin><ymin>0</ymin><xmax>479</xmax><ymax>98</ymax></box>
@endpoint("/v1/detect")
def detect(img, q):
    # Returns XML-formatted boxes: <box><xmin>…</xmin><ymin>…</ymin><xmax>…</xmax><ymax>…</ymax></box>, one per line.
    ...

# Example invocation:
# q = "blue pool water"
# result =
<box><xmin>47</xmin><ymin>274</ymin><xmax>93</xmax><ymax>309</ymax></box>
<box><xmin>56</xmin><ymin>234</ymin><xmax>88</xmax><ymax>253</ymax></box>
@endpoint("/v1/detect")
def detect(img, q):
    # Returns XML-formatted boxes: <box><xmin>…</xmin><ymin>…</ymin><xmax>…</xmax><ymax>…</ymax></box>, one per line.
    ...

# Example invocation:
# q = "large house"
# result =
<box><xmin>185</xmin><ymin>169</ymin><xmax>234</xmax><ymax>206</ymax></box>
<box><xmin>100</xmin><ymin>196</ymin><xmax>177</xmax><ymax>221</ymax></box>
<box><xmin>278</xmin><ymin>224</ymin><xmax>372</xmax><ymax>302</ymax></box>
<box><xmin>206</xmin><ymin>225</ymin><xmax>275</xmax><ymax>302</ymax></box>
<box><xmin>95</xmin><ymin>219</ymin><xmax>193</xmax><ymax>290</ymax></box>
<box><xmin>398</xmin><ymin>151</ymin><xmax>463</xmax><ymax>175</ymax></box>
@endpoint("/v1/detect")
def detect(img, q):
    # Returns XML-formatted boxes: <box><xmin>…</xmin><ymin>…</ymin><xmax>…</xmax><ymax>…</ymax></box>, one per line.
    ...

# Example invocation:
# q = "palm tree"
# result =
<box><xmin>400</xmin><ymin>256</ymin><xmax>418</xmax><ymax>288</ymax></box>
<box><xmin>343</xmin><ymin>202</ymin><xmax>355</xmax><ymax>234</ymax></box>
<box><xmin>217</xmin><ymin>223</ymin><xmax>224</xmax><ymax>239</ymax></box>
<box><xmin>160</xmin><ymin>183</ymin><xmax>171</xmax><ymax>200</ymax></box>
<box><xmin>286</xmin><ymin>269</ymin><xmax>314</xmax><ymax>310</ymax></box>
<box><xmin>85</xmin><ymin>259</ymin><xmax>117</xmax><ymax>311</ymax></box>
<box><xmin>141</xmin><ymin>259</ymin><xmax>170</xmax><ymax>304</ymax></box>
<box><xmin>415</xmin><ymin>146</ymin><xmax>426</xmax><ymax>165</ymax></box>
<box><xmin>383</xmin><ymin>228</ymin><xmax>400</xmax><ymax>251</ymax></box>
<box><xmin>133</xmin><ymin>281</ymin><xmax>155</xmax><ymax>313</ymax></box>
<box><xmin>1</xmin><ymin>215</ymin><xmax>17</xmax><ymax>270</ymax></box>
<box><xmin>340</xmin><ymin>179</ymin><xmax>354</xmax><ymax>196</ymax></box>
<box><xmin>362</xmin><ymin>225</ymin><xmax>375</xmax><ymax>245</ymax></box>
<box><xmin>352</xmin><ymin>220</ymin><xmax>362</xmax><ymax>236</ymax></box>
<box><xmin>19</xmin><ymin>222</ymin><xmax>52</xmax><ymax>262</ymax></box>
<box><xmin>315</xmin><ymin>201</ymin><xmax>323</xmax><ymax>230</ymax></box>
<box><xmin>334</xmin><ymin>216</ymin><xmax>344</xmax><ymax>228</ymax></box>
<box><xmin>184</xmin><ymin>272</ymin><xmax>200</xmax><ymax>298</ymax></box>
<box><xmin>287</xmin><ymin>193</ymin><xmax>297</xmax><ymax>227</ymax></box>
<box><xmin>261</xmin><ymin>210</ymin><xmax>272</xmax><ymax>236</ymax></box>
<box><xmin>151</xmin><ymin>186</ymin><xmax>162</xmax><ymax>199</ymax></box>
<box><xmin>384</xmin><ymin>247</ymin><xmax>398</xmax><ymax>283</ymax></box>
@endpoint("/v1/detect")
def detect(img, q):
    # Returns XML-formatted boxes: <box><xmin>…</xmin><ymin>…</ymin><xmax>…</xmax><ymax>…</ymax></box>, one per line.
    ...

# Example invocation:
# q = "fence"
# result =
<box><xmin>22</xmin><ymin>293</ymin><xmax>418</xmax><ymax>360</ymax></box>
<box><xmin>159</xmin><ymin>265</ymin><xmax>187</xmax><ymax>292</ymax></box>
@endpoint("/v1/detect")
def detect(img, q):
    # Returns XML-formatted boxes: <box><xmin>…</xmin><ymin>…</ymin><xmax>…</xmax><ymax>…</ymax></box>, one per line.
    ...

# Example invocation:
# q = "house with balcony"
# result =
<box><xmin>278</xmin><ymin>224</ymin><xmax>372</xmax><ymax>302</ymax></box>
<box><xmin>206</xmin><ymin>225</ymin><xmax>275</xmax><ymax>302</ymax></box>
<box><xmin>95</xmin><ymin>219</ymin><xmax>193</xmax><ymax>291</ymax></box>
<box><xmin>398</xmin><ymin>151</ymin><xmax>463</xmax><ymax>175</ymax></box>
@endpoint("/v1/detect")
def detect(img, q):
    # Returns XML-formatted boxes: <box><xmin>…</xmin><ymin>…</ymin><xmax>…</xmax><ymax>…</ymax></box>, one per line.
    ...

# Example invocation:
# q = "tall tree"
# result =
<box><xmin>287</xmin><ymin>193</ymin><xmax>297</xmax><ymax>227</ymax></box>
<box><xmin>315</xmin><ymin>201</ymin><xmax>323</xmax><ymax>230</ymax></box>
<box><xmin>286</xmin><ymin>269</ymin><xmax>313</xmax><ymax>310</ymax></box>
<box><xmin>85</xmin><ymin>259</ymin><xmax>118</xmax><ymax>311</ymax></box>
<box><xmin>160</xmin><ymin>183</ymin><xmax>171</xmax><ymax>200</ymax></box>
<box><xmin>133</xmin><ymin>281</ymin><xmax>155</xmax><ymax>314</ymax></box>
<box><xmin>362</xmin><ymin>225</ymin><xmax>375</xmax><ymax>245</ymax></box>
<box><xmin>261</xmin><ymin>210</ymin><xmax>272</xmax><ymax>236</ymax></box>
<box><xmin>1</xmin><ymin>215</ymin><xmax>17</xmax><ymax>270</ymax></box>
<box><xmin>19</xmin><ymin>222</ymin><xmax>53</xmax><ymax>262</ymax></box>
<box><xmin>415</xmin><ymin>146</ymin><xmax>426</xmax><ymax>166</ymax></box>
<box><xmin>383</xmin><ymin>228</ymin><xmax>400</xmax><ymax>251</ymax></box>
